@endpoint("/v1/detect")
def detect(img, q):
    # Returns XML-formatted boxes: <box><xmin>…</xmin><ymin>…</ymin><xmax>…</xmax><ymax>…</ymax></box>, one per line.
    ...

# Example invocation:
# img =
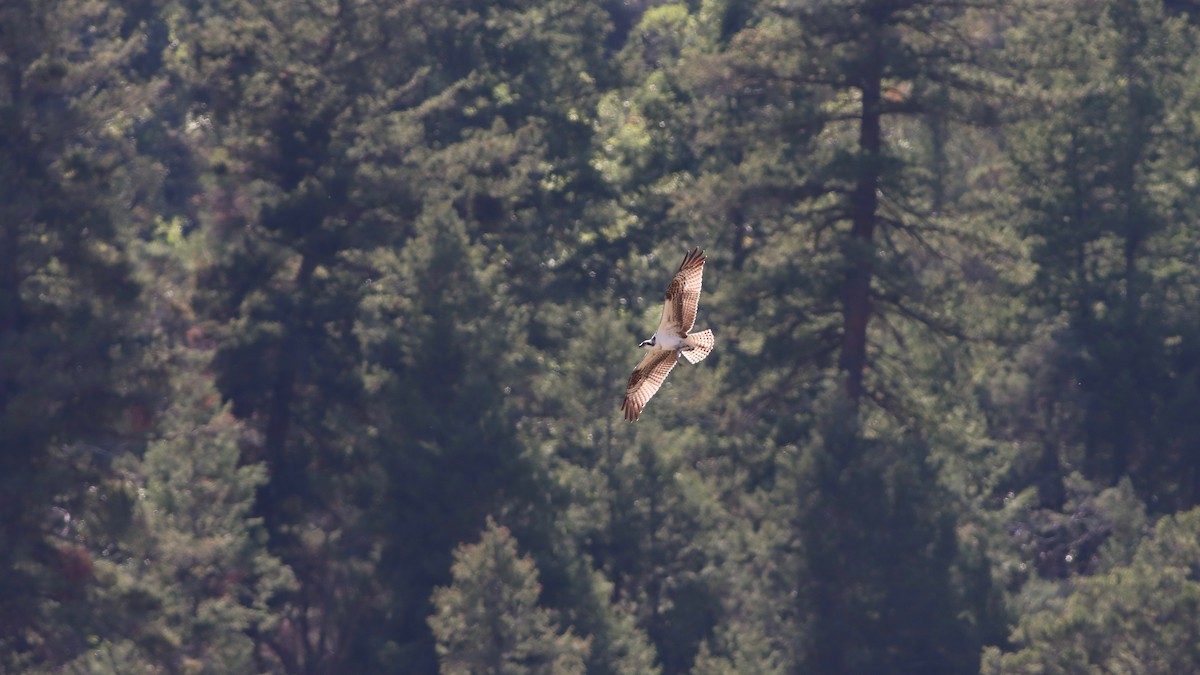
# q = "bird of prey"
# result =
<box><xmin>622</xmin><ymin>247</ymin><xmax>715</xmax><ymax>422</ymax></box>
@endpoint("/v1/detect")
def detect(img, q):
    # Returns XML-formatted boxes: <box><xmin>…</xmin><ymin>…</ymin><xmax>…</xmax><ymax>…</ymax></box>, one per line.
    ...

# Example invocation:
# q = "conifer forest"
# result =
<box><xmin>7</xmin><ymin>0</ymin><xmax>1200</xmax><ymax>672</ymax></box>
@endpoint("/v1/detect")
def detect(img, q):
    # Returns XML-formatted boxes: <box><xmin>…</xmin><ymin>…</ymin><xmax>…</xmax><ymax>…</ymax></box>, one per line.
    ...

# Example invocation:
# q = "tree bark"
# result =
<box><xmin>839</xmin><ymin>42</ymin><xmax>883</xmax><ymax>405</ymax></box>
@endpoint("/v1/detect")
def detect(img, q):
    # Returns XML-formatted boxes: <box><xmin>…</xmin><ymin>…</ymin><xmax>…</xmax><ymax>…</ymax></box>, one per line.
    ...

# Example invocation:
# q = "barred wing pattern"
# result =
<box><xmin>621</xmin><ymin>350</ymin><xmax>679</xmax><ymax>422</ymax></box>
<box><xmin>681</xmin><ymin>328</ymin><xmax>715</xmax><ymax>364</ymax></box>
<box><xmin>659</xmin><ymin>248</ymin><xmax>706</xmax><ymax>336</ymax></box>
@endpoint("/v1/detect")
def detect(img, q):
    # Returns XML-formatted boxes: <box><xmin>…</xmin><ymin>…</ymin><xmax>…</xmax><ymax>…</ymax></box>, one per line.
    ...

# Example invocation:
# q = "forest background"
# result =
<box><xmin>5</xmin><ymin>0</ymin><xmax>1200</xmax><ymax>672</ymax></box>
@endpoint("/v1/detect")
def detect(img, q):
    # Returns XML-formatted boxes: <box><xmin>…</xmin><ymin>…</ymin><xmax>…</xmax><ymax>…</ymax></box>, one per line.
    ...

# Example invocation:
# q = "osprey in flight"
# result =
<box><xmin>622</xmin><ymin>247</ymin><xmax>715</xmax><ymax>422</ymax></box>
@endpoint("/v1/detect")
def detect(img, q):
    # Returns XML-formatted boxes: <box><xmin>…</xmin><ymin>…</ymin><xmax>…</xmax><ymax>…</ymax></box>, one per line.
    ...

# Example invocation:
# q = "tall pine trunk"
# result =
<box><xmin>839</xmin><ymin>36</ymin><xmax>883</xmax><ymax>405</ymax></box>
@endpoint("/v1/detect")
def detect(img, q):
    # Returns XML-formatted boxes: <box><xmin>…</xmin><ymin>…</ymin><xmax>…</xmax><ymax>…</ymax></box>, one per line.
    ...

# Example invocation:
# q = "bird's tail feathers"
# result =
<box><xmin>682</xmin><ymin>329</ymin><xmax>715</xmax><ymax>364</ymax></box>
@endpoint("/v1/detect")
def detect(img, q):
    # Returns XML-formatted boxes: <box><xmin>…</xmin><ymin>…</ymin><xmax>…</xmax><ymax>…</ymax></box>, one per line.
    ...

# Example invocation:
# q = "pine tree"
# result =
<box><xmin>0</xmin><ymin>0</ymin><xmax>159</xmax><ymax>665</ymax></box>
<box><xmin>355</xmin><ymin>203</ymin><xmax>541</xmax><ymax>670</ymax></box>
<box><xmin>429</xmin><ymin>518</ymin><xmax>590</xmax><ymax>675</ymax></box>
<box><xmin>984</xmin><ymin>507</ymin><xmax>1200</xmax><ymax>673</ymax></box>
<box><xmin>511</xmin><ymin>306</ymin><xmax>668</xmax><ymax>674</ymax></box>
<box><xmin>589</xmin><ymin>4</ymin><xmax>1008</xmax><ymax>670</ymax></box>
<box><xmin>169</xmin><ymin>0</ymin><xmax>621</xmax><ymax>666</ymax></box>
<box><xmin>792</xmin><ymin>395</ymin><xmax>980</xmax><ymax>674</ymax></box>
<box><xmin>62</xmin><ymin>357</ymin><xmax>295</xmax><ymax>673</ymax></box>
<box><xmin>1002</xmin><ymin>0</ymin><xmax>1200</xmax><ymax>508</ymax></box>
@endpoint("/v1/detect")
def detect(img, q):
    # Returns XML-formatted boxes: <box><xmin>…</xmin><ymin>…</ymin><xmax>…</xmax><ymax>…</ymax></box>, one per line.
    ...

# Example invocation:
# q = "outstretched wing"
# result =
<box><xmin>621</xmin><ymin>350</ymin><xmax>679</xmax><ymax>422</ymax></box>
<box><xmin>656</xmin><ymin>247</ymin><xmax>706</xmax><ymax>337</ymax></box>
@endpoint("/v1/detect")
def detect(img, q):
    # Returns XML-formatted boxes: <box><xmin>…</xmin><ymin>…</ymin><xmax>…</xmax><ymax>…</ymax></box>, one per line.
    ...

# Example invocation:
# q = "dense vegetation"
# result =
<box><xmin>4</xmin><ymin>0</ymin><xmax>1200</xmax><ymax>672</ymax></box>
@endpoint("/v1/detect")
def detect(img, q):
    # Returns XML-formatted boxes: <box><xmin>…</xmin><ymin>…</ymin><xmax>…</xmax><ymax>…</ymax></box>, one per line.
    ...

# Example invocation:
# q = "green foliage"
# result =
<box><xmin>10</xmin><ymin>0</ymin><xmax>1200</xmax><ymax>671</ymax></box>
<box><xmin>357</xmin><ymin>203</ymin><xmax>539</xmax><ymax>669</ymax></box>
<box><xmin>0</xmin><ymin>0</ymin><xmax>160</xmax><ymax>665</ymax></box>
<box><xmin>793</xmin><ymin>397</ymin><xmax>981</xmax><ymax>674</ymax></box>
<box><xmin>984</xmin><ymin>507</ymin><xmax>1200</xmax><ymax>674</ymax></box>
<box><xmin>430</xmin><ymin>518</ymin><xmax>590</xmax><ymax>674</ymax></box>
<box><xmin>1002</xmin><ymin>0</ymin><xmax>1200</xmax><ymax>506</ymax></box>
<box><xmin>64</xmin><ymin>358</ymin><xmax>295</xmax><ymax>673</ymax></box>
<box><xmin>512</xmin><ymin>304</ymin><xmax>668</xmax><ymax>673</ymax></box>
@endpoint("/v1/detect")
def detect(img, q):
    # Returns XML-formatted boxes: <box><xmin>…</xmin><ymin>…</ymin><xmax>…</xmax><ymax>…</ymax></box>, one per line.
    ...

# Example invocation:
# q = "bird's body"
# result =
<box><xmin>646</xmin><ymin>328</ymin><xmax>689</xmax><ymax>352</ymax></box>
<box><xmin>622</xmin><ymin>247</ymin><xmax>715</xmax><ymax>422</ymax></box>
